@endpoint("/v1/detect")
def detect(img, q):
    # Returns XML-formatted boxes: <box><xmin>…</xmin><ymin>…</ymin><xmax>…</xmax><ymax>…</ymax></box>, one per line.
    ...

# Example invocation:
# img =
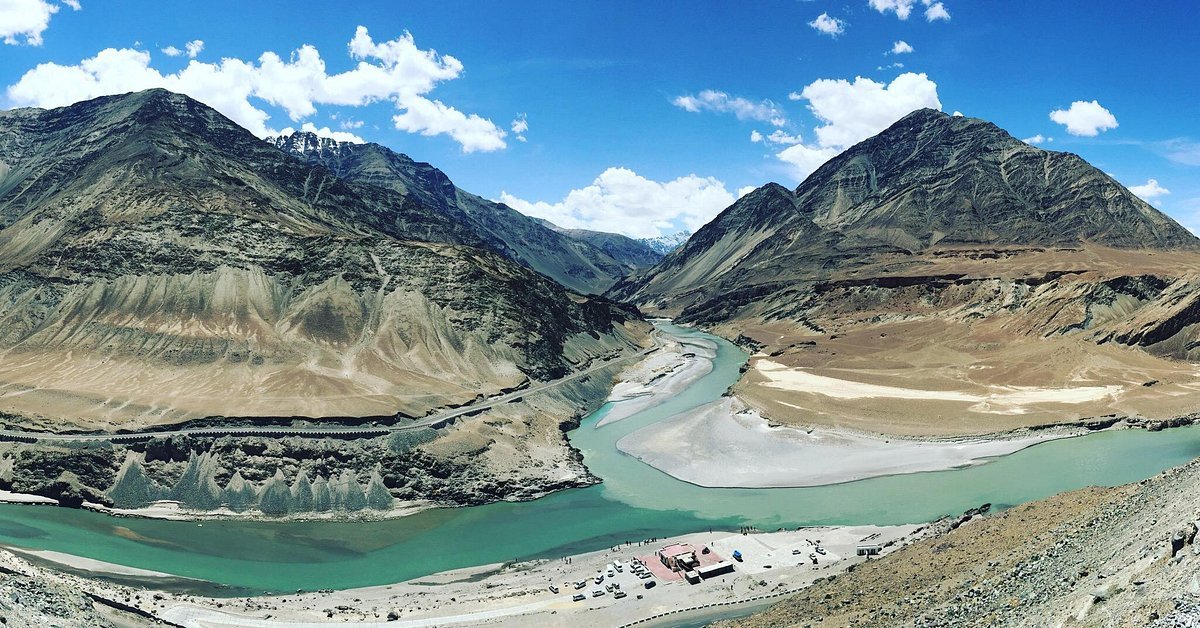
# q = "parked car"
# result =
<box><xmin>572</xmin><ymin>593</ymin><xmax>585</xmax><ymax>602</ymax></box>
<box><xmin>644</xmin><ymin>580</ymin><xmax>657</xmax><ymax>589</ymax></box>
<box><xmin>614</xmin><ymin>591</ymin><xmax>628</xmax><ymax>599</ymax></box>
<box><xmin>549</xmin><ymin>585</ymin><xmax>559</xmax><ymax>594</ymax></box>
<box><xmin>592</xmin><ymin>590</ymin><xmax>605</xmax><ymax>598</ymax></box>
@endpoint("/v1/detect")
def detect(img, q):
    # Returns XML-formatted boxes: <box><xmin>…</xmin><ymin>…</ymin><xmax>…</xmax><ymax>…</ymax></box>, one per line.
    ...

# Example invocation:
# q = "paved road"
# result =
<box><xmin>0</xmin><ymin>341</ymin><xmax>659</xmax><ymax>444</ymax></box>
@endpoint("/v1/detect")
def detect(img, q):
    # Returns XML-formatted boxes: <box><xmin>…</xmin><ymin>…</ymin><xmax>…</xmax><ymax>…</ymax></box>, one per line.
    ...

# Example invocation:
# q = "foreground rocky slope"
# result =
<box><xmin>727</xmin><ymin>452</ymin><xmax>1200</xmax><ymax>627</ymax></box>
<box><xmin>612</xmin><ymin>109</ymin><xmax>1200</xmax><ymax>436</ymax></box>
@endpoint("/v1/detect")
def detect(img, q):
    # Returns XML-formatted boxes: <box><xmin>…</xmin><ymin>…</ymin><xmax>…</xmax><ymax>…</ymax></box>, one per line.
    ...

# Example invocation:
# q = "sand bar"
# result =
<box><xmin>616</xmin><ymin>397</ymin><xmax>1074</xmax><ymax>488</ymax></box>
<box><xmin>597</xmin><ymin>334</ymin><xmax>717</xmax><ymax>427</ymax></box>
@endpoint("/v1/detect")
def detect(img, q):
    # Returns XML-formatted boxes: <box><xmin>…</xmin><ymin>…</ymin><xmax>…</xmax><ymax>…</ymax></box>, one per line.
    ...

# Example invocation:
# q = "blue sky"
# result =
<box><xmin>1</xmin><ymin>1</ymin><xmax>1198</xmax><ymax>238</ymax></box>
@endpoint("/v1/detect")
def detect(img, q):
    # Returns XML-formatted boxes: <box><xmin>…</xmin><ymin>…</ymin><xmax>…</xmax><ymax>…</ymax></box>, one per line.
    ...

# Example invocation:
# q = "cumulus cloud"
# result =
<box><xmin>184</xmin><ymin>39</ymin><xmax>203</xmax><ymax>58</ymax></box>
<box><xmin>673</xmin><ymin>90</ymin><xmax>786</xmax><ymax>126</ymax></box>
<box><xmin>0</xmin><ymin>0</ymin><xmax>74</xmax><ymax>46</ymax></box>
<box><xmin>774</xmin><ymin>72</ymin><xmax>941</xmax><ymax>180</ymax></box>
<box><xmin>1127</xmin><ymin>178</ymin><xmax>1170</xmax><ymax>201</ymax></box>
<box><xmin>499</xmin><ymin>167</ymin><xmax>736</xmax><ymax>239</ymax></box>
<box><xmin>870</xmin><ymin>0</ymin><xmax>950</xmax><ymax>22</ymax></box>
<box><xmin>890</xmin><ymin>40</ymin><xmax>914</xmax><ymax>55</ymax></box>
<box><xmin>809</xmin><ymin>12</ymin><xmax>846</xmax><ymax>36</ymax></box>
<box><xmin>4</xmin><ymin>27</ymin><xmax>508</xmax><ymax>152</ymax></box>
<box><xmin>161</xmin><ymin>45</ymin><xmax>182</xmax><ymax>57</ymax></box>
<box><xmin>279</xmin><ymin>122</ymin><xmax>364</xmax><ymax>144</ymax></box>
<box><xmin>510</xmin><ymin>113</ymin><xmax>528</xmax><ymax>142</ymax></box>
<box><xmin>800</xmin><ymin>72</ymin><xmax>941</xmax><ymax>148</ymax></box>
<box><xmin>925</xmin><ymin>2</ymin><xmax>950</xmax><ymax>21</ymax></box>
<box><xmin>750</xmin><ymin>129</ymin><xmax>803</xmax><ymax>145</ymax></box>
<box><xmin>737</xmin><ymin>185</ymin><xmax>757</xmax><ymax>198</ymax></box>
<box><xmin>869</xmin><ymin>0</ymin><xmax>916</xmax><ymax>19</ymax></box>
<box><xmin>1022</xmin><ymin>134</ymin><xmax>1051</xmax><ymax>145</ymax></box>
<box><xmin>1049</xmin><ymin>100</ymin><xmax>1118</xmax><ymax>137</ymax></box>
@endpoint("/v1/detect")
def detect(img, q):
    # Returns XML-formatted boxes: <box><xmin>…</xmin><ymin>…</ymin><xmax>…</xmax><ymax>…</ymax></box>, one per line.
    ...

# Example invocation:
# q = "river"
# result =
<box><xmin>1</xmin><ymin>322</ymin><xmax>1199</xmax><ymax>594</ymax></box>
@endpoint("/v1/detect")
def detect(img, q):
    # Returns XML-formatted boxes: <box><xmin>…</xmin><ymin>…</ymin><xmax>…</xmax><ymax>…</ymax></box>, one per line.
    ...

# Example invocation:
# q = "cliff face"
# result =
<box><xmin>0</xmin><ymin>89</ymin><xmax>648</xmax><ymax>429</ymax></box>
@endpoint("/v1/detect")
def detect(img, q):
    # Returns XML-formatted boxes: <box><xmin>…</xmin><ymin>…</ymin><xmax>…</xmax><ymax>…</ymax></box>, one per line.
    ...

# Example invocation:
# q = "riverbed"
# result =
<box><xmin>1</xmin><ymin>322</ymin><xmax>1199</xmax><ymax>594</ymax></box>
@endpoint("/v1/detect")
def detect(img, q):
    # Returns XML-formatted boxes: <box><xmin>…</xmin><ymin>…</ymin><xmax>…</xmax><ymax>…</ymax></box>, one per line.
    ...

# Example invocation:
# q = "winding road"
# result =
<box><xmin>0</xmin><ymin>340</ymin><xmax>661</xmax><ymax>445</ymax></box>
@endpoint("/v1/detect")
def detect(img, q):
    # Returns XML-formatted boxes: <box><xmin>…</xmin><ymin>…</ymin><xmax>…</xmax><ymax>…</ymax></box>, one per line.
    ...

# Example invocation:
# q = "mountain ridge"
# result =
<box><xmin>0</xmin><ymin>89</ymin><xmax>648</xmax><ymax>428</ymax></box>
<box><xmin>269</xmin><ymin>130</ymin><xmax>637</xmax><ymax>294</ymax></box>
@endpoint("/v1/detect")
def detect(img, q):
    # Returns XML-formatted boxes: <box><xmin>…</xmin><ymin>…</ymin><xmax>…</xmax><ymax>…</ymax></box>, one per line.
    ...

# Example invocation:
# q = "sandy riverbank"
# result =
<box><xmin>597</xmin><ymin>332</ymin><xmax>717</xmax><ymax>427</ymax></box>
<box><xmin>616</xmin><ymin>397</ymin><xmax>1078</xmax><ymax>488</ymax></box>
<box><xmin>0</xmin><ymin>522</ymin><xmax>925</xmax><ymax>628</ymax></box>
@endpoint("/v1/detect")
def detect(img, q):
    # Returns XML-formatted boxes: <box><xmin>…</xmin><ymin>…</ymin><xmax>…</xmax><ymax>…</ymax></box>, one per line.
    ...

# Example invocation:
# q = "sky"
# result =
<box><xmin>1</xmin><ymin>1</ymin><xmax>1198</xmax><ymax>239</ymax></box>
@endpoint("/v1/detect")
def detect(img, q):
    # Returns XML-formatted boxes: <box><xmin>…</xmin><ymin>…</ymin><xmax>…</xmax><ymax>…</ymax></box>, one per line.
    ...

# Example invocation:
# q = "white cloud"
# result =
<box><xmin>1049</xmin><ymin>100</ymin><xmax>1118</xmax><ymax>137</ymax></box>
<box><xmin>877</xmin><ymin>62</ymin><xmax>905</xmax><ymax>71</ymax></box>
<box><xmin>737</xmin><ymin>185</ymin><xmax>757</xmax><ymax>198</ymax></box>
<box><xmin>499</xmin><ymin>167</ymin><xmax>736</xmax><ymax>239</ymax></box>
<box><xmin>952</xmin><ymin>110</ymin><xmax>963</xmax><ymax>116</ymax></box>
<box><xmin>924</xmin><ymin>2</ymin><xmax>950</xmax><ymax>21</ymax></box>
<box><xmin>510</xmin><ymin>113</ymin><xmax>528</xmax><ymax>142</ymax></box>
<box><xmin>4</xmin><ymin>27</ymin><xmax>508</xmax><ymax>152</ymax></box>
<box><xmin>673</xmin><ymin>90</ymin><xmax>786</xmax><ymax>126</ymax></box>
<box><xmin>772</xmin><ymin>72</ymin><xmax>941</xmax><ymax>180</ymax></box>
<box><xmin>889</xmin><ymin>40</ymin><xmax>914</xmax><ymax>55</ymax></box>
<box><xmin>0</xmin><ymin>0</ymin><xmax>67</xmax><ymax>45</ymax></box>
<box><xmin>1022</xmin><ymin>134</ymin><xmax>1052</xmax><ymax>145</ymax></box>
<box><xmin>869</xmin><ymin>0</ymin><xmax>916</xmax><ymax>19</ymax></box>
<box><xmin>809</xmin><ymin>12</ymin><xmax>846</xmax><ymax>36</ymax></box>
<box><xmin>61</xmin><ymin>0</ymin><xmax>78</xmax><ymax>8</ymax></box>
<box><xmin>870</xmin><ymin>0</ymin><xmax>949</xmax><ymax>22</ymax></box>
<box><xmin>339</xmin><ymin>118</ymin><xmax>364</xmax><ymax>130</ymax></box>
<box><xmin>1127</xmin><ymin>178</ymin><xmax>1170</xmax><ymax>201</ymax></box>
<box><xmin>278</xmin><ymin>122</ymin><xmax>364</xmax><ymax>144</ymax></box>
<box><xmin>161</xmin><ymin>45</ymin><xmax>182</xmax><ymax>57</ymax></box>
<box><xmin>750</xmin><ymin>129</ymin><xmax>803</xmax><ymax>145</ymax></box>
<box><xmin>392</xmin><ymin>97</ymin><xmax>507</xmax><ymax>152</ymax></box>
<box><xmin>800</xmin><ymin>72</ymin><xmax>941</xmax><ymax>148</ymax></box>
<box><xmin>1157</xmin><ymin>140</ymin><xmax>1200</xmax><ymax>166</ymax></box>
<box><xmin>776</xmin><ymin>144</ymin><xmax>842</xmax><ymax>179</ymax></box>
<box><xmin>184</xmin><ymin>39</ymin><xmax>203</xmax><ymax>58</ymax></box>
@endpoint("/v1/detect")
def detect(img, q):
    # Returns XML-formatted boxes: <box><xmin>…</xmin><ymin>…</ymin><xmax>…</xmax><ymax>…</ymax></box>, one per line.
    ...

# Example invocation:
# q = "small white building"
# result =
<box><xmin>856</xmin><ymin>543</ymin><xmax>882</xmax><ymax>556</ymax></box>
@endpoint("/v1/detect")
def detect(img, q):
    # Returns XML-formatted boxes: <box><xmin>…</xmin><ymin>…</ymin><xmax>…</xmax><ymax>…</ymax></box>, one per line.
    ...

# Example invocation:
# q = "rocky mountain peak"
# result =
<box><xmin>268</xmin><ymin>130</ymin><xmax>350</xmax><ymax>157</ymax></box>
<box><xmin>789</xmin><ymin>108</ymin><xmax>1197</xmax><ymax>251</ymax></box>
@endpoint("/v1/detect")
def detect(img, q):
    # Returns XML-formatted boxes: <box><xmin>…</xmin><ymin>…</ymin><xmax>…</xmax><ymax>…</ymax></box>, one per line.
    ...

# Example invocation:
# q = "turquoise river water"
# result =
<box><xmin>1</xmin><ymin>322</ymin><xmax>1199</xmax><ymax>594</ymax></box>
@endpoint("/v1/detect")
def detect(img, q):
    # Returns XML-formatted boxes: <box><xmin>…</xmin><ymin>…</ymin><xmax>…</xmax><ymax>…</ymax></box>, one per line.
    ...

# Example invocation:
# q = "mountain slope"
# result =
<box><xmin>0</xmin><ymin>89</ymin><xmax>648</xmax><ymax>429</ymax></box>
<box><xmin>529</xmin><ymin>218</ymin><xmax>663</xmax><ymax>270</ymax></box>
<box><xmin>610</xmin><ymin>108</ymin><xmax>1200</xmax><ymax>438</ymax></box>
<box><xmin>269</xmin><ymin>132</ymin><xmax>635</xmax><ymax>294</ymax></box>
<box><xmin>613</xmin><ymin>108</ymin><xmax>1197</xmax><ymax>316</ymax></box>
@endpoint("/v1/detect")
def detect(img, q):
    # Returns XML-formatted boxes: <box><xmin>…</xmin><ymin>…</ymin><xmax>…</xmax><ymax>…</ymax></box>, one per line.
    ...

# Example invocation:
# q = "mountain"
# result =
<box><xmin>638</xmin><ymin>231</ymin><xmax>691</xmax><ymax>255</ymax></box>
<box><xmin>529</xmin><ymin>218</ymin><xmax>663</xmax><ymax>270</ymax></box>
<box><xmin>269</xmin><ymin>132</ymin><xmax>634</xmax><ymax>294</ymax></box>
<box><xmin>611</xmin><ymin>108</ymin><xmax>1200</xmax><ymax>438</ymax></box>
<box><xmin>0</xmin><ymin>89</ymin><xmax>648</xmax><ymax>429</ymax></box>
<box><xmin>613</xmin><ymin>108</ymin><xmax>1197</xmax><ymax>317</ymax></box>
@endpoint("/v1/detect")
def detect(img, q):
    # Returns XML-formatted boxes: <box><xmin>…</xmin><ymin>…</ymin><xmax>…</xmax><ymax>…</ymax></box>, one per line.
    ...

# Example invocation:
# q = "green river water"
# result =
<box><xmin>1</xmin><ymin>322</ymin><xmax>1199</xmax><ymax>594</ymax></box>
